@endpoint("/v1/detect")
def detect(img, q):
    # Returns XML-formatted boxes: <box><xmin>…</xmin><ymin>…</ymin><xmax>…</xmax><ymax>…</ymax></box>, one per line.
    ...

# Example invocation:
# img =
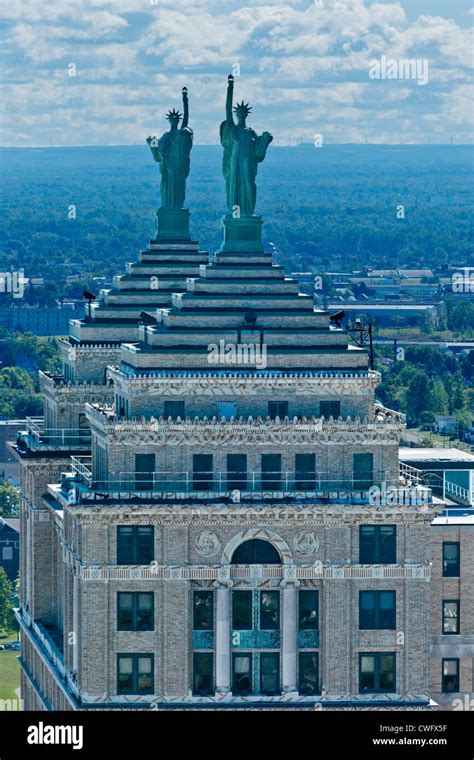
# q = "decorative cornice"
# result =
<box><xmin>70</xmin><ymin>503</ymin><xmax>439</xmax><ymax>525</ymax></box>
<box><xmin>108</xmin><ymin>369</ymin><xmax>381</xmax><ymax>397</ymax></box>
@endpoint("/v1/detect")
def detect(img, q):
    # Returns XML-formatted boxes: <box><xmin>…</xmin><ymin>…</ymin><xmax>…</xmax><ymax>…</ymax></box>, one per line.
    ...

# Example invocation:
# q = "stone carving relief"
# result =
<box><xmin>195</xmin><ymin>530</ymin><xmax>221</xmax><ymax>557</ymax></box>
<box><xmin>294</xmin><ymin>531</ymin><xmax>320</xmax><ymax>556</ymax></box>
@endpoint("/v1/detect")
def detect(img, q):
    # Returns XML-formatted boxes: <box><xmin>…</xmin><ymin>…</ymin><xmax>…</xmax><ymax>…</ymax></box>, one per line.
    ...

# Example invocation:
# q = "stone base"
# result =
<box><xmin>156</xmin><ymin>207</ymin><xmax>191</xmax><ymax>241</ymax></box>
<box><xmin>220</xmin><ymin>215</ymin><xmax>264</xmax><ymax>253</ymax></box>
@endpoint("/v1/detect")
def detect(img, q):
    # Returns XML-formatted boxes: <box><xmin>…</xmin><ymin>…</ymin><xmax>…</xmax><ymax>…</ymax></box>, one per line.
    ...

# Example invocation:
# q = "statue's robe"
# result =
<box><xmin>151</xmin><ymin>126</ymin><xmax>193</xmax><ymax>209</ymax></box>
<box><xmin>220</xmin><ymin>122</ymin><xmax>272</xmax><ymax>216</ymax></box>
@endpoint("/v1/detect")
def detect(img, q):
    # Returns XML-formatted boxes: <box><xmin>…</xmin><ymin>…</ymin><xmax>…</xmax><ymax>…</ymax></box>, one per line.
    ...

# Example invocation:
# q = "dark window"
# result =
<box><xmin>360</xmin><ymin>525</ymin><xmax>396</xmax><ymax>564</ymax></box>
<box><xmin>359</xmin><ymin>653</ymin><xmax>396</xmax><ymax>694</ymax></box>
<box><xmin>117</xmin><ymin>654</ymin><xmax>154</xmax><ymax>695</ymax></box>
<box><xmin>442</xmin><ymin>659</ymin><xmax>459</xmax><ymax>693</ymax></box>
<box><xmin>227</xmin><ymin>454</ymin><xmax>247</xmax><ymax>491</ymax></box>
<box><xmin>295</xmin><ymin>453</ymin><xmax>316</xmax><ymax>489</ymax></box>
<box><xmin>232</xmin><ymin>653</ymin><xmax>252</xmax><ymax>695</ymax></box>
<box><xmin>353</xmin><ymin>453</ymin><xmax>374</xmax><ymax>490</ymax></box>
<box><xmin>232</xmin><ymin>590</ymin><xmax>252</xmax><ymax>630</ymax></box>
<box><xmin>260</xmin><ymin>591</ymin><xmax>280</xmax><ymax>630</ymax></box>
<box><xmin>231</xmin><ymin>539</ymin><xmax>281</xmax><ymax>565</ymax></box>
<box><xmin>320</xmin><ymin>400</ymin><xmax>340</xmax><ymax>419</ymax></box>
<box><xmin>193</xmin><ymin>653</ymin><xmax>213</xmax><ymax>696</ymax></box>
<box><xmin>117</xmin><ymin>526</ymin><xmax>154</xmax><ymax>565</ymax></box>
<box><xmin>442</xmin><ymin>600</ymin><xmax>460</xmax><ymax>635</ymax></box>
<box><xmin>359</xmin><ymin>591</ymin><xmax>396</xmax><ymax>630</ymax></box>
<box><xmin>261</xmin><ymin>453</ymin><xmax>281</xmax><ymax>490</ymax></box>
<box><xmin>193</xmin><ymin>591</ymin><xmax>214</xmax><ymax>631</ymax></box>
<box><xmin>268</xmin><ymin>401</ymin><xmax>288</xmax><ymax>420</ymax></box>
<box><xmin>164</xmin><ymin>400</ymin><xmax>185</xmax><ymax>419</ymax></box>
<box><xmin>193</xmin><ymin>454</ymin><xmax>213</xmax><ymax>491</ymax></box>
<box><xmin>299</xmin><ymin>653</ymin><xmax>319</xmax><ymax>695</ymax></box>
<box><xmin>135</xmin><ymin>453</ymin><xmax>155</xmax><ymax>490</ymax></box>
<box><xmin>260</xmin><ymin>653</ymin><xmax>280</xmax><ymax>695</ymax></box>
<box><xmin>443</xmin><ymin>542</ymin><xmax>460</xmax><ymax>578</ymax></box>
<box><xmin>299</xmin><ymin>590</ymin><xmax>319</xmax><ymax>630</ymax></box>
<box><xmin>117</xmin><ymin>592</ymin><xmax>154</xmax><ymax>631</ymax></box>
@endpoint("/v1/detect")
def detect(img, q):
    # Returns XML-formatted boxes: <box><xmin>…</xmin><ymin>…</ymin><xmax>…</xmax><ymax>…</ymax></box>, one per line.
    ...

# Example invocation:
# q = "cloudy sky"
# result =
<box><xmin>1</xmin><ymin>0</ymin><xmax>472</xmax><ymax>146</ymax></box>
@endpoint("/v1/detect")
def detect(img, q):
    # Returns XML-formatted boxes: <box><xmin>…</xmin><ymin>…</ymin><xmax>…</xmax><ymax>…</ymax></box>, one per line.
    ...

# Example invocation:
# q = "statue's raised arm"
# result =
<box><xmin>181</xmin><ymin>87</ymin><xmax>189</xmax><ymax>130</ymax></box>
<box><xmin>226</xmin><ymin>75</ymin><xmax>236</xmax><ymax>128</ymax></box>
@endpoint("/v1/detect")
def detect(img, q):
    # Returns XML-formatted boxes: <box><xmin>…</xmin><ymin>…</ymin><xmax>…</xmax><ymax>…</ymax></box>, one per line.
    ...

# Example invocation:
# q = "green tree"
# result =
<box><xmin>0</xmin><ymin>568</ymin><xmax>15</xmax><ymax>634</ymax></box>
<box><xmin>0</xmin><ymin>484</ymin><xmax>20</xmax><ymax>517</ymax></box>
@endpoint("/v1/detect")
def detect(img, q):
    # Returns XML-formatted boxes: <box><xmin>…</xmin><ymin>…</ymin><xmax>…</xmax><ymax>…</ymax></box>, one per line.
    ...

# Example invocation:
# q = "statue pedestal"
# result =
<box><xmin>156</xmin><ymin>208</ymin><xmax>191</xmax><ymax>242</ymax></box>
<box><xmin>220</xmin><ymin>215</ymin><xmax>264</xmax><ymax>253</ymax></box>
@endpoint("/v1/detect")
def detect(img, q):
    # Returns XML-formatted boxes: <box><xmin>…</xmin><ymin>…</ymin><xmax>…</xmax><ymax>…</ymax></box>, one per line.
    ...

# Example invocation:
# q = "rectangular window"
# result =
<box><xmin>260</xmin><ymin>591</ymin><xmax>280</xmax><ymax>630</ymax></box>
<box><xmin>117</xmin><ymin>526</ymin><xmax>154</xmax><ymax>565</ymax></box>
<box><xmin>227</xmin><ymin>454</ymin><xmax>247</xmax><ymax>491</ymax></box>
<box><xmin>117</xmin><ymin>592</ymin><xmax>154</xmax><ymax>631</ymax></box>
<box><xmin>2</xmin><ymin>547</ymin><xmax>13</xmax><ymax>561</ymax></box>
<box><xmin>232</xmin><ymin>653</ymin><xmax>252</xmax><ymax>695</ymax></box>
<box><xmin>117</xmin><ymin>654</ymin><xmax>154</xmax><ymax>695</ymax></box>
<box><xmin>193</xmin><ymin>653</ymin><xmax>214</xmax><ymax>696</ymax></box>
<box><xmin>443</xmin><ymin>542</ymin><xmax>460</xmax><ymax>578</ymax></box>
<box><xmin>217</xmin><ymin>402</ymin><xmax>237</xmax><ymax>420</ymax></box>
<box><xmin>232</xmin><ymin>590</ymin><xmax>252</xmax><ymax>630</ymax></box>
<box><xmin>261</xmin><ymin>453</ymin><xmax>281</xmax><ymax>490</ymax></box>
<box><xmin>359</xmin><ymin>591</ymin><xmax>396</xmax><ymax>630</ymax></box>
<box><xmin>193</xmin><ymin>591</ymin><xmax>214</xmax><ymax>631</ymax></box>
<box><xmin>268</xmin><ymin>401</ymin><xmax>288</xmax><ymax>420</ymax></box>
<box><xmin>442</xmin><ymin>600</ymin><xmax>460</xmax><ymax>635</ymax></box>
<box><xmin>360</xmin><ymin>525</ymin><xmax>396</xmax><ymax>564</ymax></box>
<box><xmin>442</xmin><ymin>659</ymin><xmax>459</xmax><ymax>693</ymax></box>
<box><xmin>319</xmin><ymin>400</ymin><xmax>340</xmax><ymax>419</ymax></box>
<box><xmin>299</xmin><ymin>590</ymin><xmax>319</xmax><ymax>630</ymax></box>
<box><xmin>135</xmin><ymin>453</ymin><xmax>155</xmax><ymax>491</ymax></box>
<box><xmin>193</xmin><ymin>454</ymin><xmax>213</xmax><ymax>491</ymax></box>
<box><xmin>260</xmin><ymin>653</ymin><xmax>280</xmax><ymax>695</ymax></box>
<box><xmin>295</xmin><ymin>453</ymin><xmax>316</xmax><ymax>490</ymax></box>
<box><xmin>353</xmin><ymin>453</ymin><xmax>374</xmax><ymax>490</ymax></box>
<box><xmin>164</xmin><ymin>400</ymin><xmax>185</xmax><ymax>419</ymax></box>
<box><xmin>359</xmin><ymin>653</ymin><xmax>396</xmax><ymax>694</ymax></box>
<box><xmin>299</xmin><ymin>653</ymin><xmax>319</xmax><ymax>695</ymax></box>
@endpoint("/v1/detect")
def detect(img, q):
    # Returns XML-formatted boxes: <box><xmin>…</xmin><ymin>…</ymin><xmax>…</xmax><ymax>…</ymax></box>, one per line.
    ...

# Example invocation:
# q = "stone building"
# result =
<box><xmin>11</xmin><ymin>148</ymin><xmax>472</xmax><ymax>711</ymax></box>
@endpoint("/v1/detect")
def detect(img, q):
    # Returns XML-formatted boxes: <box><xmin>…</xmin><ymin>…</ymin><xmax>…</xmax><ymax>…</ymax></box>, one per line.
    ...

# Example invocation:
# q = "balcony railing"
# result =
<box><xmin>63</xmin><ymin>467</ymin><xmax>431</xmax><ymax>505</ymax></box>
<box><xmin>17</xmin><ymin>418</ymin><xmax>92</xmax><ymax>451</ymax></box>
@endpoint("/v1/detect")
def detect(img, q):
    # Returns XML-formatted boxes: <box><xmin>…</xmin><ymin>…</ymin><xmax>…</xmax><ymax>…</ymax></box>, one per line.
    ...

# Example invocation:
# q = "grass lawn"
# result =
<box><xmin>0</xmin><ymin>629</ymin><xmax>20</xmax><ymax>709</ymax></box>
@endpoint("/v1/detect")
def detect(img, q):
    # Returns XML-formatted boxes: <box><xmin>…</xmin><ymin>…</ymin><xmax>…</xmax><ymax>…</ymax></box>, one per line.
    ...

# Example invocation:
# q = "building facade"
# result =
<box><xmin>11</xmin><ymin>140</ymin><xmax>473</xmax><ymax>711</ymax></box>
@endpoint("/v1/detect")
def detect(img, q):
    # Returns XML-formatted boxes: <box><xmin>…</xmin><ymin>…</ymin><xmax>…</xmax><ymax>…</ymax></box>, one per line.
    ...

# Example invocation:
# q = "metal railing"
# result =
<box><xmin>67</xmin><ymin>469</ymin><xmax>412</xmax><ymax>500</ymax></box>
<box><xmin>445</xmin><ymin>481</ymin><xmax>473</xmax><ymax>505</ymax></box>
<box><xmin>24</xmin><ymin>417</ymin><xmax>91</xmax><ymax>448</ymax></box>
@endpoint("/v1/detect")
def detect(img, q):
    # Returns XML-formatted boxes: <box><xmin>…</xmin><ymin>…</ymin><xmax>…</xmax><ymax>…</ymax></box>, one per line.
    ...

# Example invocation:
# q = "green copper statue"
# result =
<box><xmin>147</xmin><ymin>87</ymin><xmax>193</xmax><ymax>209</ymax></box>
<box><xmin>220</xmin><ymin>75</ymin><xmax>273</xmax><ymax>216</ymax></box>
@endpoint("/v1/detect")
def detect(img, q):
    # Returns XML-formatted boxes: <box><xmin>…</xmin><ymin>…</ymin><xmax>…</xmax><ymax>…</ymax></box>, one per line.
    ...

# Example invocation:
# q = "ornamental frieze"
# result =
<box><xmin>109</xmin><ymin>370</ymin><xmax>380</xmax><ymax>398</ymax></box>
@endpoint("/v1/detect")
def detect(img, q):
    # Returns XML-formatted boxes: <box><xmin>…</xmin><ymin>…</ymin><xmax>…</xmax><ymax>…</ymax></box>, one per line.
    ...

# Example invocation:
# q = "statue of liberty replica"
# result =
<box><xmin>147</xmin><ymin>86</ymin><xmax>193</xmax><ymax>241</ymax></box>
<box><xmin>220</xmin><ymin>74</ymin><xmax>273</xmax><ymax>252</ymax></box>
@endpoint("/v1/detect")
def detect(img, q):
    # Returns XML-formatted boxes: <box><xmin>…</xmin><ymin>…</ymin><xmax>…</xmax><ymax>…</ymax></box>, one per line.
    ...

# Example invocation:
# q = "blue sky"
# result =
<box><xmin>0</xmin><ymin>0</ymin><xmax>472</xmax><ymax>146</ymax></box>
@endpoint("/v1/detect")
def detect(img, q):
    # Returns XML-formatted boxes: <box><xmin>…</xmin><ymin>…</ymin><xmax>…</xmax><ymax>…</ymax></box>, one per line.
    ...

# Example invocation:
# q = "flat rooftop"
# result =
<box><xmin>399</xmin><ymin>447</ymin><xmax>474</xmax><ymax>465</ymax></box>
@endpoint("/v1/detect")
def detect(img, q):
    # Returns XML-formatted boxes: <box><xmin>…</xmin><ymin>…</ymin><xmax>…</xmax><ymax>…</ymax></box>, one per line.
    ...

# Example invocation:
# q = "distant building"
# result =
<box><xmin>399</xmin><ymin>448</ymin><xmax>474</xmax><ymax>507</ymax></box>
<box><xmin>327</xmin><ymin>303</ymin><xmax>438</xmax><ymax>327</ymax></box>
<box><xmin>0</xmin><ymin>517</ymin><xmax>19</xmax><ymax>582</ymax></box>
<box><xmin>435</xmin><ymin>417</ymin><xmax>457</xmax><ymax>435</ymax></box>
<box><xmin>0</xmin><ymin>420</ymin><xmax>25</xmax><ymax>485</ymax></box>
<box><xmin>0</xmin><ymin>303</ymin><xmax>85</xmax><ymax>336</ymax></box>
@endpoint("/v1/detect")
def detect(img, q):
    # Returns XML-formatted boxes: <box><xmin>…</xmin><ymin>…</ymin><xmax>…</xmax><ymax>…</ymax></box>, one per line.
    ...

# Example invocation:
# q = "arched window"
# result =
<box><xmin>231</xmin><ymin>539</ymin><xmax>281</xmax><ymax>565</ymax></box>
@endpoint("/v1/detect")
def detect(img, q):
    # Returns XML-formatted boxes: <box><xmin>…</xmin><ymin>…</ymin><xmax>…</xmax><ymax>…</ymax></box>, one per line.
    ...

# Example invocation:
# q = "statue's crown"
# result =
<box><xmin>233</xmin><ymin>101</ymin><xmax>252</xmax><ymax>117</ymax></box>
<box><xmin>166</xmin><ymin>108</ymin><xmax>182</xmax><ymax>123</ymax></box>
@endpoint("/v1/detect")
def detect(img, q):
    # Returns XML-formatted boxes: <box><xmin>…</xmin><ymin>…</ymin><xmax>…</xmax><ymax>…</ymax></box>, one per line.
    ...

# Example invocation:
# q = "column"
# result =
<box><xmin>215</xmin><ymin>582</ymin><xmax>232</xmax><ymax>694</ymax></box>
<box><xmin>281</xmin><ymin>581</ymin><xmax>299</xmax><ymax>693</ymax></box>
